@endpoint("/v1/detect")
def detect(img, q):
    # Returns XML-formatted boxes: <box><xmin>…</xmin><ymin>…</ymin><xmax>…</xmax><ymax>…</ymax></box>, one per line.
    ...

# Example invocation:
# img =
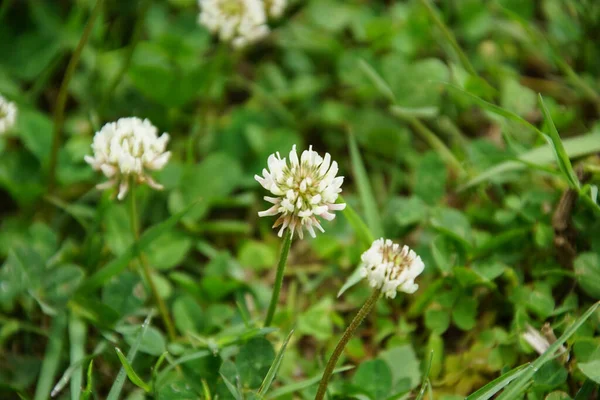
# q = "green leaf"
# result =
<box><xmin>394</xmin><ymin>196</ymin><xmax>428</xmax><ymax>227</ymax></box>
<box><xmin>379</xmin><ymin>344</ymin><xmax>421</xmax><ymax>391</ymax></box>
<box><xmin>578</xmin><ymin>354</ymin><xmax>600</xmax><ymax>384</ymax></box>
<box><xmin>145</xmin><ymin>231</ymin><xmax>192</xmax><ymax>270</ymax></box>
<box><xmin>236</xmin><ymin>337</ymin><xmax>275</xmax><ymax>389</ymax></box>
<box><xmin>348</xmin><ymin>130</ymin><xmax>384</xmax><ymax>238</ymax></box>
<box><xmin>430</xmin><ymin>207</ymin><xmax>473</xmax><ymax>247</ymax></box>
<box><xmin>114</xmin><ymin>347</ymin><xmax>151</xmax><ymax>392</ymax></box>
<box><xmin>538</xmin><ymin>94</ymin><xmax>580</xmax><ymax>189</ymax></box>
<box><xmin>129</xmin><ymin>64</ymin><xmax>205</xmax><ymax>107</ymax></box>
<box><xmin>123</xmin><ymin>325</ymin><xmax>166</xmax><ymax>356</ymax></box>
<box><xmin>496</xmin><ymin>301</ymin><xmax>600</xmax><ymax>400</ymax></box>
<box><xmin>465</xmin><ymin>363</ymin><xmax>529</xmax><ymax>400</ymax></box>
<box><xmin>452</xmin><ymin>295</ymin><xmax>478</xmax><ymax>330</ymax></box>
<box><xmin>172</xmin><ymin>295</ymin><xmax>205</xmax><ymax>335</ymax></box>
<box><xmin>258</xmin><ymin>328</ymin><xmax>295</xmax><ymax>395</ymax></box>
<box><xmin>297</xmin><ymin>298</ymin><xmax>334</xmax><ymax>341</ymax></box>
<box><xmin>352</xmin><ymin>359</ymin><xmax>392</xmax><ymax>399</ymax></box>
<box><xmin>265</xmin><ymin>366</ymin><xmax>354</xmax><ymax>399</ymax></box>
<box><xmin>574</xmin><ymin>253</ymin><xmax>600</xmax><ymax>299</ymax></box>
<box><xmin>238</xmin><ymin>240</ymin><xmax>277</xmax><ymax>271</ymax></box>
<box><xmin>415</xmin><ymin>152</ymin><xmax>447</xmax><ymax>205</ymax></box>
<box><xmin>425</xmin><ymin>309</ymin><xmax>451</xmax><ymax>335</ymax></box>
<box><xmin>533</xmin><ymin>360</ymin><xmax>567</xmax><ymax>387</ymax></box>
<box><xmin>170</xmin><ymin>155</ymin><xmax>242</xmax><ymax>223</ymax></box>
<box><xmin>78</xmin><ymin>201</ymin><xmax>199</xmax><ymax>292</ymax></box>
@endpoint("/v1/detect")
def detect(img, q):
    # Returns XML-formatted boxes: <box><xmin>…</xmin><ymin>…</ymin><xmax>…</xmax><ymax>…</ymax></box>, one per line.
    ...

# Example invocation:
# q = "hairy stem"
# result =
<box><xmin>47</xmin><ymin>0</ymin><xmax>105</xmax><ymax>193</ymax></box>
<box><xmin>315</xmin><ymin>289</ymin><xmax>381</xmax><ymax>400</ymax></box>
<box><xmin>264</xmin><ymin>230</ymin><xmax>293</xmax><ymax>327</ymax></box>
<box><xmin>129</xmin><ymin>184</ymin><xmax>177</xmax><ymax>341</ymax></box>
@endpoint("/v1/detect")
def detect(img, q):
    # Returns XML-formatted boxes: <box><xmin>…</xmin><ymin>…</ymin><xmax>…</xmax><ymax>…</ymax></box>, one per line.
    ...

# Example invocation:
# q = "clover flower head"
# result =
<box><xmin>522</xmin><ymin>323</ymin><xmax>567</xmax><ymax>358</ymax></box>
<box><xmin>84</xmin><ymin>117</ymin><xmax>171</xmax><ymax>201</ymax></box>
<box><xmin>0</xmin><ymin>94</ymin><xmax>17</xmax><ymax>135</ymax></box>
<box><xmin>264</xmin><ymin>0</ymin><xmax>286</xmax><ymax>18</ymax></box>
<box><xmin>255</xmin><ymin>144</ymin><xmax>346</xmax><ymax>239</ymax></box>
<box><xmin>198</xmin><ymin>0</ymin><xmax>270</xmax><ymax>48</ymax></box>
<box><xmin>360</xmin><ymin>239</ymin><xmax>425</xmax><ymax>298</ymax></box>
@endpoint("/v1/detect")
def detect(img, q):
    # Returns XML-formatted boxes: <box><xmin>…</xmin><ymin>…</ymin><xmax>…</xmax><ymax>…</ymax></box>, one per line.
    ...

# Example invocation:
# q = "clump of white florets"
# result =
<box><xmin>255</xmin><ymin>145</ymin><xmax>346</xmax><ymax>239</ymax></box>
<box><xmin>84</xmin><ymin>117</ymin><xmax>171</xmax><ymax>201</ymax></box>
<box><xmin>197</xmin><ymin>0</ymin><xmax>286</xmax><ymax>48</ymax></box>
<box><xmin>360</xmin><ymin>239</ymin><xmax>425</xmax><ymax>298</ymax></box>
<box><xmin>0</xmin><ymin>94</ymin><xmax>17</xmax><ymax>135</ymax></box>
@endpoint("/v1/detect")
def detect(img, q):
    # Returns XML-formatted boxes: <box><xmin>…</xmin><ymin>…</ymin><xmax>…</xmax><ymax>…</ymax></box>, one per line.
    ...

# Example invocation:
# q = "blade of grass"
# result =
<box><xmin>68</xmin><ymin>315</ymin><xmax>86</xmax><ymax>400</ymax></box>
<box><xmin>106</xmin><ymin>313</ymin><xmax>153</xmax><ymax>400</ymax></box>
<box><xmin>495</xmin><ymin>3</ymin><xmax>600</xmax><ymax>107</ymax></box>
<box><xmin>78</xmin><ymin>201</ymin><xmax>199</xmax><ymax>293</ymax></box>
<box><xmin>34</xmin><ymin>312</ymin><xmax>67</xmax><ymax>400</ymax></box>
<box><xmin>390</xmin><ymin>108</ymin><xmax>466</xmax><ymax>175</ymax></box>
<box><xmin>47</xmin><ymin>0</ymin><xmax>105</xmax><ymax>193</ymax></box>
<box><xmin>347</xmin><ymin>129</ymin><xmax>383</xmax><ymax>238</ymax></box>
<box><xmin>358</xmin><ymin>60</ymin><xmax>396</xmax><ymax>103</ymax></box>
<box><xmin>460</xmin><ymin>132</ymin><xmax>600</xmax><ymax>190</ymax></box>
<box><xmin>496</xmin><ymin>301</ymin><xmax>600</xmax><ymax>400</ymax></box>
<box><xmin>339</xmin><ymin>196</ymin><xmax>373</xmax><ymax>248</ymax></box>
<box><xmin>80</xmin><ymin>361</ymin><xmax>94</xmax><ymax>400</ymax></box>
<box><xmin>574</xmin><ymin>379</ymin><xmax>597</xmax><ymax>400</ymax></box>
<box><xmin>220</xmin><ymin>373</ymin><xmax>243</xmax><ymax>400</ymax></box>
<box><xmin>415</xmin><ymin>351</ymin><xmax>435</xmax><ymax>400</ymax></box>
<box><xmin>417</xmin><ymin>0</ymin><xmax>478</xmax><ymax>77</ymax></box>
<box><xmin>51</xmin><ymin>341</ymin><xmax>107</xmax><ymax>397</ymax></box>
<box><xmin>466</xmin><ymin>363</ymin><xmax>529</xmax><ymax>400</ymax></box>
<box><xmin>258</xmin><ymin>328</ymin><xmax>295</xmax><ymax>395</ymax></box>
<box><xmin>114</xmin><ymin>348</ymin><xmax>151</xmax><ymax>392</ymax></box>
<box><xmin>266</xmin><ymin>366</ymin><xmax>354</xmax><ymax>399</ymax></box>
<box><xmin>358</xmin><ymin>59</ymin><xmax>464</xmax><ymax>176</ymax></box>
<box><xmin>538</xmin><ymin>94</ymin><xmax>580</xmax><ymax>189</ymax></box>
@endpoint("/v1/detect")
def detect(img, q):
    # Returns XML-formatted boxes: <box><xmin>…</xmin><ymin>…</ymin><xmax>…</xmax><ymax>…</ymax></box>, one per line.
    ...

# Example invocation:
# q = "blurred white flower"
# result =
<box><xmin>255</xmin><ymin>144</ymin><xmax>346</xmax><ymax>239</ymax></box>
<box><xmin>198</xmin><ymin>0</ymin><xmax>270</xmax><ymax>48</ymax></box>
<box><xmin>265</xmin><ymin>0</ymin><xmax>286</xmax><ymax>18</ymax></box>
<box><xmin>360</xmin><ymin>239</ymin><xmax>425</xmax><ymax>299</ymax></box>
<box><xmin>522</xmin><ymin>323</ymin><xmax>568</xmax><ymax>359</ymax></box>
<box><xmin>84</xmin><ymin>117</ymin><xmax>171</xmax><ymax>201</ymax></box>
<box><xmin>0</xmin><ymin>94</ymin><xmax>17</xmax><ymax>135</ymax></box>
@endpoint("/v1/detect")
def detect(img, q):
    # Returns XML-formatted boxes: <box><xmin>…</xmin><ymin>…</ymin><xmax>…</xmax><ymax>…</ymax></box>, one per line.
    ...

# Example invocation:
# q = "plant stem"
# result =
<box><xmin>47</xmin><ymin>0</ymin><xmax>105</xmax><ymax>194</ymax></box>
<box><xmin>264</xmin><ymin>230</ymin><xmax>293</xmax><ymax>327</ymax></box>
<box><xmin>128</xmin><ymin>183</ymin><xmax>177</xmax><ymax>341</ymax></box>
<box><xmin>315</xmin><ymin>289</ymin><xmax>381</xmax><ymax>400</ymax></box>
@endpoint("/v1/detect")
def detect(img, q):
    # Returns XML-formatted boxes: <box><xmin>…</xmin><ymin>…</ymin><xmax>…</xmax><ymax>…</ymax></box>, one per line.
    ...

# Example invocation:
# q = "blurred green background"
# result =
<box><xmin>1</xmin><ymin>0</ymin><xmax>600</xmax><ymax>399</ymax></box>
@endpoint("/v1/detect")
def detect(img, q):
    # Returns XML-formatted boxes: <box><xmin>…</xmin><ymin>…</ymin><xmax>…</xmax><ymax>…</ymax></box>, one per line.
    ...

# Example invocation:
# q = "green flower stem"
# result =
<box><xmin>315</xmin><ymin>289</ymin><xmax>381</xmax><ymax>400</ymax></box>
<box><xmin>264</xmin><ymin>230</ymin><xmax>293</xmax><ymax>327</ymax></box>
<box><xmin>47</xmin><ymin>0</ymin><xmax>105</xmax><ymax>193</ymax></box>
<box><xmin>128</xmin><ymin>184</ymin><xmax>177</xmax><ymax>341</ymax></box>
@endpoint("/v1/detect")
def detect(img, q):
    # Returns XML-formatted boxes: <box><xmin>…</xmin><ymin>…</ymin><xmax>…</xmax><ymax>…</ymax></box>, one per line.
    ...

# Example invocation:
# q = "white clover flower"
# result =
<box><xmin>198</xmin><ymin>0</ymin><xmax>270</xmax><ymax>48</ymax></box>
<box><xmin>360</xmin><ymin>239</ymin><xmax>425</xmax><ymax>299</ymax></box>
<box><xmin>264</xmin><ymin>0</ymin><xmax>286</xmax><ymax>18</ymax></box>
<box><xmin>0</xmin><ymin>94</ymin><xmax>17</xmax><ymax>135</ymax></box>
<box><xmin>522</xmin><ymin>324</ymin><xmax>568</xmax><ymax>358</ymax></box>
<box><xmin>84</xmin><ymin>117</ymin><xmax>171</xmax><ymax>201</ymax></box>
<box><xmin>255</xmin><ymin>144</ymin><xmax>346</xmax><ymax>239</ymax></box>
